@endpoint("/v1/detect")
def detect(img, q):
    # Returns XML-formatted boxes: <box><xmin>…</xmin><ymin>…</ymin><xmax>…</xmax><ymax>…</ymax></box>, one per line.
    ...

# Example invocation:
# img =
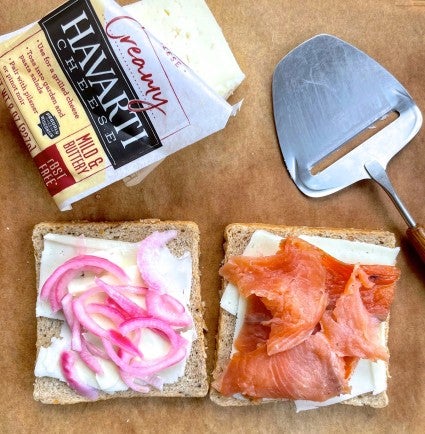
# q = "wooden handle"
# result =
<box><xmin>406</xmin><ymin>224</ymin><xmax>425</xmax><ymax>264</ymax></box>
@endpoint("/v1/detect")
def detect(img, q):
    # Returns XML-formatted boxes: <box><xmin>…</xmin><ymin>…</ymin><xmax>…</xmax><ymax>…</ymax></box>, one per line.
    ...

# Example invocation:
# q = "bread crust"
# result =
<box><xmin>33</xmin><ymin>220</ymin><xmax>208</xmax><ymax>404</ymax></box>
<box><xmin>210</xmin><ymin>223</ymin><xmax>395</xmax><ymax>408</ymax></box>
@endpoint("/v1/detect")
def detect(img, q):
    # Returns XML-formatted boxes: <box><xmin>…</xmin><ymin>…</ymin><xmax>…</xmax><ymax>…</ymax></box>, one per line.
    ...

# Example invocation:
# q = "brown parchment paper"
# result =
<box><xmin>1</xmin><ymin>0</ymin><xmax>424</xmax><ymax>432</ymax></box>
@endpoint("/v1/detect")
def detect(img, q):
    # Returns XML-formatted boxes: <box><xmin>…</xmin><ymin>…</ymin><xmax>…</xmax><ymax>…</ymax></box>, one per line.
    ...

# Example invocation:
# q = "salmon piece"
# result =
<box><xmin>214</xmin><ymin>332</ymin><xmax>350</xmax><ymax>401</ymax></box>
<box><xmin>321</xmin><ymin>266</ymin><xmax>389</xmax><ymax>362</ymax></box>
<box><xmin>356</xmin><ymin>264</ymin><xmax>400</xmax><ymax>320</ymax></box>
<box><xmin>321</xmin><ymin>252</ymin><xmax>399</xmax><ymax>320</ymax></box>
<box><xmin>344</xmin><ymin>356</ymin><xmax>359</xmax><ymax>380</ymax></box>
<box><xmin>233</xmin><ymin>295</ymin><xmax>272</xmax><ymax>353</ymax></box>
<box><xmin>220</xmin><ymin>237</ymin><xmax>328</xmax><ymax>354</ymax></box>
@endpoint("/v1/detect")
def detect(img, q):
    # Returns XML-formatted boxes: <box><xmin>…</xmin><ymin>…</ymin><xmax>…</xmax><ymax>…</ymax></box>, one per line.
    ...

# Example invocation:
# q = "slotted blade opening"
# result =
<box><xmin>311</xmin><ymin>111</ymin><xmax>399</xmax><ymax>175</ymax></box>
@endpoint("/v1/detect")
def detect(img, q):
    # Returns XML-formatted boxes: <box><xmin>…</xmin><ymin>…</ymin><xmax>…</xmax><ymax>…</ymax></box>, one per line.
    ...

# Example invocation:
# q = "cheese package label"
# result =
<box><xmin>0</xmin><ymin>0</ymin><xmax>234</xmax><ymax>210</ymax></box>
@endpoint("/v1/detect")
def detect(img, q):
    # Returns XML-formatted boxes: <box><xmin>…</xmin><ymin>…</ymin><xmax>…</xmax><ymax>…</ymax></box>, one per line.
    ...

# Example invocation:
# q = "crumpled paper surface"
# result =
<box><xmin>0</xmin><ymin>0</ymin><xmax>424</xmax><ymax>433</ymax></box>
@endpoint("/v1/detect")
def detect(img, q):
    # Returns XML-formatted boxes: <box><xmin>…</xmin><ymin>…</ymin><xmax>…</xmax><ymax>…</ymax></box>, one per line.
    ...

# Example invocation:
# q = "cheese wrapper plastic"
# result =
<box><xmin>0</xmin><ymin>0</ymin><xmax>235</xmax><ymax>210</ymax></box>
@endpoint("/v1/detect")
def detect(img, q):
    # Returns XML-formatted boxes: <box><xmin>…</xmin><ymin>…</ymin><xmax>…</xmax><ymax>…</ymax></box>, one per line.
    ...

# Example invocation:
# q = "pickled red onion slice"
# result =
<box><xmin>103</xmin><ymin>284</ymin><xmax>148</xmax><ymax>295</ymax></box>
<box><xmin>95</xmin><ymin>278</ymin><xmax>148</xmax><ymax>318</ymax></box>
<box><xmin>136</xmin><ymin>230</ymin><xmax>178</xmax><ymax>293</ymax></box>
<box><xmin>79</xmin><ymin>339</ymin><xmax>103</xmax><ymax>375</ymax></box>
<box><xmin>85</xmin><ymin>302</ymin><xmax>127</xmax><ymax>326</ymax></box>
<box><xmin>71</xmin><ymin>321</ymin><xmax>82</xmax><ymax>352</ymax></box>
<box><xmin>119</xmin><ymin>371</ymin><xmax>150</xmax><ymax>393</ymax></box>
<box><xmin>145</xmin><ymin>291</ymin><xmax>192</xmax><ymax>327</ymax></box>
<box><xmin>40</xmin><ymin>255</ymin><xmax>130</xmax><ymax>311</ymax></box>
<box><xmin>50</xmin><ymin>269</ymin><xmax>94</xmax><ymax>313</ymax></box>
<box><xmin>120</xmin><ymin>318</ymin><xmax>188</xmax><ymax>370</ymax></box>
<box><xmin>82</xmin><ymin>334</ymin><xmax>109</xmax><ymax>360</ymax></box>
<box><xmin>72</xmin><ymin>295</ymin><xmax>141</xmax><ymax>358</ymax></box>
<box><xmin>101</xmin><ymin>318</ymin><xmax>188</xmax><ymax>377</ymax></box>
<box><xmin>61</xmin><ymin>293</ymin><xmax>74</xmax><ymax>326</ymax></box>
<box><xmin>60</xmin><ymin>351</ymin><xmax>99</xmax><ymax>400</ymax></box>
<box><xmin>118</xmin><ymin>349</ymin><xmax>164</xmax><ymax>391</ymax></box>
<box><xmin>142</xmin><ymin>374</ymin><xmax>164</xmax><ymax>391</ymax></box>
<box><xmin>61</xmin><ymin>293</ymin><xmax>81</xmax><ymax>351</ymax></box>
<box><xmin>102</xmin><ymin>338</ymin><xmax>141</xmax><ymax>374</ymax></box>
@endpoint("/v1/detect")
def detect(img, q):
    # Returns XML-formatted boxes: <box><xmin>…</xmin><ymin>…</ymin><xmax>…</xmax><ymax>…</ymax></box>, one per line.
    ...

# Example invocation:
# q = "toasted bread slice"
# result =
<box><xmin>33</xmin><ymin>220</ymin><xmax>208</xmax><ymax>404</ymax></box>
<box><xmin>210</xmin><ymin>223</ymin><xmax>396</xmax><ymax>408</ymax></box>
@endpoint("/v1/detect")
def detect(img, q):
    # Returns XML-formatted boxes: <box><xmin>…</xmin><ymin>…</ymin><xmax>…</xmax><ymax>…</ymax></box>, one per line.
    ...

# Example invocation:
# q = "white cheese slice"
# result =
<box><xmin>125</xmin><ymin>0</ymin><xmax>245</xmax><ymax>99</ymax></box>
<box><xmin>299</xmin><ymin>235</ymin><xmax>399</xmax><ymax>265</ymax></box>
<box><xmin>219</xmin><ymin>230</ymin><xmax>399</xmax><ymax>410</ymax></box>
<box><xmin>95</xmin><ymin>359</ymin><xmax>128</xmax><ymax>393</ymax></box>
<box><xmin>35</xmin><ymin>322</ymin><xmax>71</xmax><ymax>382</ymax></box>
<box><xmin>35</xmin><ymin>233</ymin><xmax>194</xmax><ymax>392</ymax></box>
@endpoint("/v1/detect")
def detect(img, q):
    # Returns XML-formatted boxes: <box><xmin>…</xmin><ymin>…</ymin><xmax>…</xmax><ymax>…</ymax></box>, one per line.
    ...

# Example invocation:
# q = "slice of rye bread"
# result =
<box><xmin>33</xmin><ymin>219</ymin><xmax>208</xmax><ymax>404</ymax></box>
<box><xmin>210</xmin><ymin>223</ymin><xmax>396</xmax><ymax>408</ymax></box>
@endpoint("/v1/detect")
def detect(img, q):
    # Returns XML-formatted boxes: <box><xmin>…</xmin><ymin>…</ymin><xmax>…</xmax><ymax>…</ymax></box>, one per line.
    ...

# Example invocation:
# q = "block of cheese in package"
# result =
<box><xmin>0</xmin><ymin>0</ymin><xmax>239</xmax><ymax>210</ymax></box>
<box><xmin>125</xmin><ymin>0</ymin><xmax>245</xmax><ymax>100</ymax></box>
<box><xmin>122</xmin><ymin>0</ymin><xmax>245</xmax><ymax>187</ymax></box>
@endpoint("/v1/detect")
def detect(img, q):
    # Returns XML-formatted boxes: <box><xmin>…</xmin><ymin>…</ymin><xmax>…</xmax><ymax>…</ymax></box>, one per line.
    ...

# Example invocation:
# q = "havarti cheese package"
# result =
<box><xmin>0</xmin><ymin>0</ymin><xmax>243</xmax><ymax>210</ymax></box>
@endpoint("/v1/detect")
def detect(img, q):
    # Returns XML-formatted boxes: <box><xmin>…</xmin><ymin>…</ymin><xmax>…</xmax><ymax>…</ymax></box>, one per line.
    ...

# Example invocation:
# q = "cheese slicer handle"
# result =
<box><xmin>364</xmin><ymin>160</ymin><xmax>425</xmax><ymax>264</ymax></box>
<box><xmin>406</xmin><ymin>225</ymin><xmax>425</xmax><ymax>264</ymax></box>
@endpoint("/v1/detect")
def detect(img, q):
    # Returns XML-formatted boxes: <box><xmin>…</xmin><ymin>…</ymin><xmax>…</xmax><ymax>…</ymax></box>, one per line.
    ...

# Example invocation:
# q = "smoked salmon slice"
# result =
<box><xmin>215</xmin><ymin>236</ymin><xmax>399</xmax><ymax>401</ymax></box>
<box><xmin>321</xmin><ymin>251</ymin><xmax>399</xmax><ymax>320</ymax></box>
<box><xmin>320</xmin><ymin>265</ymin><xmax>389</xmax><ymax>362</ymax></box>
<box><xmin>233</xmin><ymin>295</ymin><xmax>272</xmax><ymax>353</ymax></box>
<box><xmin>214</xmin><ymin>332</ymin><xmax>350</xmax><ymax>401</ymax></box>
<box><xmin>220</xmin><ymin>237</ymin><xmax>328</xmax><ymax>355</ymax></box>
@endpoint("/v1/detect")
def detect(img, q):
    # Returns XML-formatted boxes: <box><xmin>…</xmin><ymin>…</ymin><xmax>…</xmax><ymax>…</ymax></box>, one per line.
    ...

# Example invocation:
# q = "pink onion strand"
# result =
<box><xmin>60</xmin><ymin>351</ymin><xmax>99</xmax><ymax>400</ymax></box>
